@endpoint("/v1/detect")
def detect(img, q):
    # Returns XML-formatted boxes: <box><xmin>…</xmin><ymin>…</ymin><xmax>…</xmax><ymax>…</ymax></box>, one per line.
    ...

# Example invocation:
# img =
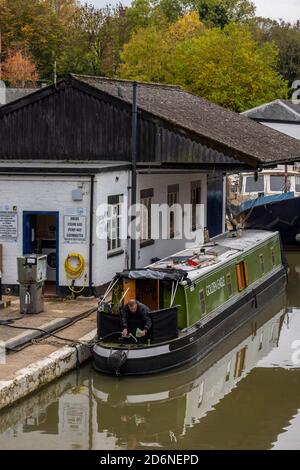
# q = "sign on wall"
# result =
<box><xmin>0</xmin><ymin>212</ymin><xmax>18</xmax><ymax>242</ymax></box>
<box><xmin>64</xmin><ymin>208</ymin><xmax>87</xmax><ymax>243</ymax></box>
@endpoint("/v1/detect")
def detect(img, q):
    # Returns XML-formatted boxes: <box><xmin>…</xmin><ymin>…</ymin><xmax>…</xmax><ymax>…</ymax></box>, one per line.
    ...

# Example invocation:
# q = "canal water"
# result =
<box><xmin>1</xmin><ymin>252</ymin><xmax>300</xmax><ymax>450</ymax></box>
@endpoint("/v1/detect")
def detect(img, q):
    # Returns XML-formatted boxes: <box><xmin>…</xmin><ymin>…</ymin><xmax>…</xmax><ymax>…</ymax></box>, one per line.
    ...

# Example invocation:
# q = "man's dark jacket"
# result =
<box><xmin>120</xmin><ymin>301</ymin><xmax>152</xmax><ymax>332</ymax></box>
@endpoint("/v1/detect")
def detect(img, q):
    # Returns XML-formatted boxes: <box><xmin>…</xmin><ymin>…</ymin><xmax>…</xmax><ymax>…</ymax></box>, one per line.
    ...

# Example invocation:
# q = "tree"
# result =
<box><xmin>59</xmin><ymin>3</ymin><xmax>132</xmax><ymax>77</ymax></box>
<box><xmin>2</xmin><ymin>49</ymin><xmax>39</xmax><ymax>86</ymax></box>
<box><xmin>251</xmin><ymin>18</ymin><xmax>300</xmax><ymax>87</ymax></box>
<box><xmin>120</xmin><ymin>19</ymin><xmax>288</xmax><ymax>112</ymax></box>
<box><xmin>120</xmin><ymin>11</ymin><xmax>204</xmax><ymax>82</ymax></box>
<box><xmin>197</xmin><ymin>0</ymin><xmax>256</xmax><ymax>28</ymax></box>
<box><xmin>0</xmin><ymin>0</ymin><xmax>65</xmax><ymax>80</ymax></box>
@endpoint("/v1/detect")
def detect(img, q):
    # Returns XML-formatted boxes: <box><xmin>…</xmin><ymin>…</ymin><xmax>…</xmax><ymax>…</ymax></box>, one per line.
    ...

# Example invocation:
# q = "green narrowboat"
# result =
<box><xmin>93</xmin><ymin>229</ymin><xmax>288</xmax><ymax>375</ymax></box>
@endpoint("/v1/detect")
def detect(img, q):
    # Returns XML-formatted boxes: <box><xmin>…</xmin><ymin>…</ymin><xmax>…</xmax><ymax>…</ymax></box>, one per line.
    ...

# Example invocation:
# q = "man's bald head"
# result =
<box><xmin>128</xmin><ymin>299</ymin><xmax>138</xmax><ymax>313</ymax></box>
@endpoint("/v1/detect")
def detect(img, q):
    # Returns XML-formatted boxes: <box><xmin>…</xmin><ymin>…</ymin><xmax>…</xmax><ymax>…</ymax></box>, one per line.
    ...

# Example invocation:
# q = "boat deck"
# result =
<box><xmin>148</xmin><ymin>229</ymin><xmax>277</xmax><ymax>281</ymax></box>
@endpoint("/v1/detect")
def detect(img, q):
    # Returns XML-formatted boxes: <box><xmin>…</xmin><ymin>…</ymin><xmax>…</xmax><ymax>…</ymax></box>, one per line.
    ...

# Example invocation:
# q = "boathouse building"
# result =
<box><xmin>0</xmin><ymin>74</ymin><xmax>300</xmax><ymax>296</ymax></box>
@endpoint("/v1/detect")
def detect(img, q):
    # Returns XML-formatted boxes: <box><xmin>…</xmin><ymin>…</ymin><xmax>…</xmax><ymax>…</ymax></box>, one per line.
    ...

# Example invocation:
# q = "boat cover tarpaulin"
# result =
<box><xmin>116</xmin><ymin>269</ymin><xmax>187</xmax><ymax>282</ymax></box>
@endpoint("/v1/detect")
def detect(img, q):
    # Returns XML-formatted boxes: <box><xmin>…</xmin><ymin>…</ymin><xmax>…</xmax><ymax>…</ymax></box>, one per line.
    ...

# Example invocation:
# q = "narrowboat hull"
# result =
<box><xmin>93</xmin><ymin>266</ymin><xmax>287</xmax><ymax>376</ymax></box>
<box><xmin>239</xmin><ymin>196</ymin><xmax>300</xmax><ymax>249</ymax></box>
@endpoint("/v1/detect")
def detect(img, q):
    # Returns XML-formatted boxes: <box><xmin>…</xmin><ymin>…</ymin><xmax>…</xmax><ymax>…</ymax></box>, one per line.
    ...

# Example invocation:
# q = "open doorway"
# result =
<box><xmin>23</xmin><ymin>211</ymin><xmax>59</xmax><ymax>296</ymax></box>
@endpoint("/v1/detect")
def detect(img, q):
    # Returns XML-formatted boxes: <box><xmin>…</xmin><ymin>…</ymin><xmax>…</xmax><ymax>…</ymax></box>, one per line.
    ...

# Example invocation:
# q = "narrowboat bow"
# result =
<box><xmin>93</xmin><ymin>230</ymin><xmax>287</xmax><ymax>375</ymax></box>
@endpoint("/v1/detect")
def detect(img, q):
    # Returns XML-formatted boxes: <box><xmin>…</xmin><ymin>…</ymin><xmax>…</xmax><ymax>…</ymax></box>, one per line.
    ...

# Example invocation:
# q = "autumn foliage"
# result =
<box><xmin>0</xmin><ymin>0</ymin><xmax>298</xmax><ymax>112</ymax></box>
<box><xmin>2</xmin><ymin>50</ymin><xmax>39</xmax><ymax>87</ymax></box>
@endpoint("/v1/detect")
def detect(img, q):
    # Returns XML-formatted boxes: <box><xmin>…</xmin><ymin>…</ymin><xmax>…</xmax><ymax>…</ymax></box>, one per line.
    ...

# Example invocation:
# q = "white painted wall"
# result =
<box><xmin>93</xmin><ymin>171</ymin><xmax>129</xmax><ymax>286</ymax></box>
<box><xmin>0</xmin><ymin>175</ymin><xmax>91</xmax><ymax>287</ymax></box>
<box><xmin>136</xmin><ymin>173</ymin><xmax>207</xmax><ymax>268</ymax></box>
<box><xmin>0</xmin><ymin>170</ymin><xmax>209</xmax><ymax>289</ymax></box>
<box><xmin>263</xmin><ymin>122</ymin><xmax>300</xmax><ymax>141</ymax></box>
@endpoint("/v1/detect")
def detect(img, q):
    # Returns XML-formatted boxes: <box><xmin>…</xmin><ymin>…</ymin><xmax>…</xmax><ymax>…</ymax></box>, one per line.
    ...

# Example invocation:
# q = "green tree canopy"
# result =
<box><xmin>120</xmin><ymin>18</ymin><xmax>288</xmax><ymax>112</ymax></box>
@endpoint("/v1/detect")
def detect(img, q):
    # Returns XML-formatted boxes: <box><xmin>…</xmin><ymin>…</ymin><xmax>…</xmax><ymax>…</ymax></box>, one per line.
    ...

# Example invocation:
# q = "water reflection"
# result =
<box><xmin>92</xmin><ymin>294</ymin><xmax>288</xmax><ymax>450</ymax></box>
<box><xmin>2</xmin><ymin>289</ymin><xmax>300</xmax><ymax>449</ymax></box>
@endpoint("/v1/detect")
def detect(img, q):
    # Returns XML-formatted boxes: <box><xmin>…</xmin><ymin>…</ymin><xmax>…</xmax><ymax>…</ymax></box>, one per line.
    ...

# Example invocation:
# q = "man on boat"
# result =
<box><xmin>121</xmin><ymin>299</ymin><xmax>152</xmax><ymax>339</ymax></box>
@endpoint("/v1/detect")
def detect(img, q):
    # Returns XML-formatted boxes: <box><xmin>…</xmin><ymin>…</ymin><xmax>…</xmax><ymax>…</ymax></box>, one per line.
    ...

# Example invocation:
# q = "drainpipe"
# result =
<box><xmin>130</xmin><ymin>82</ymin><xmax>138</xmax><ymax>269</ymax></box>
<box><xmin>89</xmin><ymin>175</ymin><xmax>95</xmax><ymax>296</ymax></box>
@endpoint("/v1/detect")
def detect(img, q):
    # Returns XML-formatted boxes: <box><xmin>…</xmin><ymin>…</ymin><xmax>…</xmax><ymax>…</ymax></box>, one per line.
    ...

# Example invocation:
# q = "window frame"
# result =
<box><xmin>168</xmin><ymin>184</ymin><xmax>179</xmax><ymax>239</ymax></box>
<box><xmin>259</xmin><ymin>254</ymin><xmax>265</xmax><ymax>274</ymax></box>
<box><xmin>271</xmin><ymin>248</ymin><xmax>276</xmax><ymax>268</ymax></box>
<box><xmin>107</xmin><ymin>194</ymin><xmax>123</xmax><ymax>256</ymax></box>
<box><xmin>140</xmin><ymin>188</ymin><xmax>154</xmax><ymax>248</ymax></box>
<box><xmin>199</xmin><ymin>289</ymin><xmax>206</xmax><ymax>315</ymax></box>
<box><xmin>191</xmin><ymin>180</ymin><xmax>202</xmax><ymax>232</ymax></box>
<box><xmin>244</xmin><ymin>175</ymin><xmax>264</xmax><ymax>194</ymax></box>
<box><xmin>226</xmin><ymin>273</ymin><xmax>233</xmax><ymax>297</ymax></box>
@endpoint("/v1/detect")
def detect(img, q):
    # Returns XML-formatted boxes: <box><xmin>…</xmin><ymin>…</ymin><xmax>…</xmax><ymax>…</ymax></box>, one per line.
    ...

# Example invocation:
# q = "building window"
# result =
<box><xmin>107</xmin><ymin>195</ymin><xmax>123</xmax><ymax>254</ymax></box>
<box><xmin>199</xmin><ymin>289</ymin><xmax>206</xmax><ymax>315</ymax></box>
<box><xmin>140</xmin><ymin>188</ymin><xmax>154</xmax><ymax>247</ymax></box>
<box><xmin>226</xmin><ymin>273</ymin><xmax>233</xmax><ymax>297</ymax></box>
<box><xmin>259</xmin><ymin>254</ymin><xmax>265</xmax><ymax>274</ymax></box>
<box><xmin>191</xmin><ymin>181</ymin><xmax>202</xmax><ymax>231</ymax></box>
<box><xmin>236</xmin><ymin>261</ymin><xmax>248</xmax><ymax>291</ymax></box>
<box><xmin>296</xmin><ymin>176</ymin><xmax>300</xmax><ymax>193</ymax></box>
<box><xmin>168</xmin><ymin>184</ymin><xmax>179</xmax><ymax>239</ymax></box>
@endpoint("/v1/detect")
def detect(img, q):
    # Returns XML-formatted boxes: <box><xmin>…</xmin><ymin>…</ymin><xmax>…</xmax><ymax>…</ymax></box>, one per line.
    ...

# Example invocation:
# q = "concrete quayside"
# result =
<box><xmin>0</xmin><ymin>295</ymin><xmax>98</xmax><ymax>410</ymax></box>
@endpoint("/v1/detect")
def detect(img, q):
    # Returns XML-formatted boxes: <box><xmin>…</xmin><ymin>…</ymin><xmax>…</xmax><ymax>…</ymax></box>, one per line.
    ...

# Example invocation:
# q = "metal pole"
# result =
<box><xmin>130</xmin><ymin>82</ymin><xmax>138</xmax><ymax>269</ymax></box>
<box><xmin>89</xmin><ymin>175</ymin><xmax>95</xmax><ymax>296</ymax></box>
<box><xmin>0</xmin><ymin>29</ymin><xmax>2</xmax><ymax>81</ymax></box>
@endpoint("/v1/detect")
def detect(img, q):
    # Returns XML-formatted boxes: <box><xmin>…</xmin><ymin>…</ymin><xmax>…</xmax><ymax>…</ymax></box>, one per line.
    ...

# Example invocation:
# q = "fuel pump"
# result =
<box><xmin>17</xmin><ymin>255</ymin><xmax>47</xmax><ymax>314</ymax></box>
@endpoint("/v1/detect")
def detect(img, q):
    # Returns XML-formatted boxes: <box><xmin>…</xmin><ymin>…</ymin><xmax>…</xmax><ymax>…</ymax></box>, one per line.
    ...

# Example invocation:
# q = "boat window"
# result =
<box><xmin>198</xmin><ymin>381</ymin><xmax>204</xmax><ymax>407</ymax></box>
<box><xmin>271</xmin><ymin>249</ymin><xmax>276</xmax><ymax>267</ymax></box>
<box><xmin>259</xmin><ymin>332</ymin><xmax>264</xmax><ymax>351</ymax></box>
<box><xmin>225</xmin><ymin>360</ymin><xmax>232</xmax><ymax>382</ymax></box>
<box><xmin>259</xmin><ymin>254</ymin><xmax>265</xmax><ymax>274</ymax></box>
<box><xmin>199</xmin><ymin>289</ymin><xmax>206</xmax><ymax>315</ymax></box>
<box><xmin>245</xmin><ymin>175</ymin><xmax>264</xmax><ymax>193</ymax></box>
<box><xmin>236</xmin><ymin>261</ymin><xmax>248</xmax><ymax>291</ymax></box>
<box><xmin>226</xmin><ymin>273</ymin><xmax>233</xmax><ymax>297</ymax></box>
<box><xmin>234</xmin><ymin>347</ymin><xmax>247</xmax><ymax>378</ymax></box>
<box><xmin>270</xmin><ymin>175</ymin><xmax>290</xmax><ymax>192</ymax></box>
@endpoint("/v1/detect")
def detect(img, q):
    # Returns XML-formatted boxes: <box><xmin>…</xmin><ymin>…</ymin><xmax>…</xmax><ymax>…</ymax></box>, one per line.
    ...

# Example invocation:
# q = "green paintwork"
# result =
<box><xmin>162</xmin><ymin>233</ymin><xmax>282</xmax><ymax>328</ymax></box>
<box><xmin>112</xmin><ymin>232</ymin><xmax>283</xmax><ymax>330</ymax></box>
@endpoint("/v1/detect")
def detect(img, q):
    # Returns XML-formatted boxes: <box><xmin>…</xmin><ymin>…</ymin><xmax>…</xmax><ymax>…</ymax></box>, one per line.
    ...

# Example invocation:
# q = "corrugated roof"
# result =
<box><xmin>71</xmin><ymin>74</ymin><xmax>300</xmax><ymax>166</ymax></box>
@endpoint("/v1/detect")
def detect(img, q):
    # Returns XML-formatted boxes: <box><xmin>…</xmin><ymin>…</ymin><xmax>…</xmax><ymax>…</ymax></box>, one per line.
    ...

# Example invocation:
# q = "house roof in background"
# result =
<box><xmin>242</xmin><ymin>99</ymin><xmax>300</xmax><ymax>123</ymax></box>
<box><xmin>0</xmin><ymin>88</ymin><xmax>37</xmax><ymax>106</ymax></box>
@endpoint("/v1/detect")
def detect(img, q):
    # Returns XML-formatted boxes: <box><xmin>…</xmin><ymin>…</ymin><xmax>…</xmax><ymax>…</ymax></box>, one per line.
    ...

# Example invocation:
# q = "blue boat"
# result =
<box><xmin>229</xmin><ymin>170</ymin><xmax>300</xmax><ymax>248</ymax></box>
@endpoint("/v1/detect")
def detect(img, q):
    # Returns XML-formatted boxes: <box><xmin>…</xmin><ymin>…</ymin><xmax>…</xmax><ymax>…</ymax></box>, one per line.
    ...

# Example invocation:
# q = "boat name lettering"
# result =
<box><xmin>206</xmin><ymin>277</ymin><xmax>225</xmax><ymax>296</ymax></box>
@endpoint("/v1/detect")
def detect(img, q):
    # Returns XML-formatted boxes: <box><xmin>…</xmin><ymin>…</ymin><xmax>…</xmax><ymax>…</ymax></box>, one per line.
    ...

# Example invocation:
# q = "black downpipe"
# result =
<box><xmin>89</xmin><ymin>175</ymin><xmax>95</xmax><ymax>296</ymax></box>
<box><xmin>130</xmin><ymin>82</ymin><xmax>138</xmax><ymax>269</ymax></box>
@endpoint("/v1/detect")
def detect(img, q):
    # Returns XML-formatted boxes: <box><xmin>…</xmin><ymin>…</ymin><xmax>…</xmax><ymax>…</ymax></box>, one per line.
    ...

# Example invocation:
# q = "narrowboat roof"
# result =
<box><xmin>144</xmin><ymin>230</ymin><xmax>278</xmax><ymax>282</ymax></box>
